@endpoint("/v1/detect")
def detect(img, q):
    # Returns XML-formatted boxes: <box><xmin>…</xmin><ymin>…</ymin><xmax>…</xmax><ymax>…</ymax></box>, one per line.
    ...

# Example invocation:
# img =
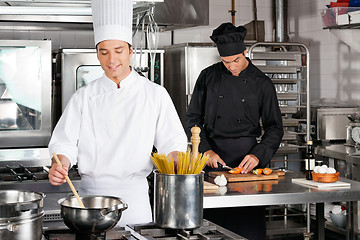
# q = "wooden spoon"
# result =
<box><xmin>52</xmin><ymin>153</ymin><xmax>85</xmax><ymax>208</ymax></box>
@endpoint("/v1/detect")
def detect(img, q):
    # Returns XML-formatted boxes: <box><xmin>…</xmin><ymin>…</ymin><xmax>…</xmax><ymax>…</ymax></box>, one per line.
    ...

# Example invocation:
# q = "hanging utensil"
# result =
<box><xmin>133</xmin><ymin>13</ymin><xmax>141</xmax><ymax>72</ymax></box>
<box><xmin>52</xmin><ymin>153</ymin><xmax>85</xmax><ymax>208</ymax></box>
<box><xmin>139</xmin><ymin>13</ymin><xmax>149</xmax><ymax>73</ymax></box>
<box><xmin>146</xmin><ymin>6</ymin><xmax>159</xmax><ymax>81</ymax></box>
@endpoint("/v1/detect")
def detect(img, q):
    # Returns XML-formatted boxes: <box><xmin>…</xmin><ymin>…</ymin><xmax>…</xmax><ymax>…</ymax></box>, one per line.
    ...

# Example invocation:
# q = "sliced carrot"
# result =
<box><xmin>252</xmin><ymin>168</ymin><xmax>263</xmax><ymax>175</ymax></box>
<box><xmin>263</xmin><ymin>168</ymin><xmax>273</xmax><ymax>175</ymax></box>
<box><xmin>229</xmin><ymin>166</ymin><xmax>243</xmax><ymax>174</ymax></box>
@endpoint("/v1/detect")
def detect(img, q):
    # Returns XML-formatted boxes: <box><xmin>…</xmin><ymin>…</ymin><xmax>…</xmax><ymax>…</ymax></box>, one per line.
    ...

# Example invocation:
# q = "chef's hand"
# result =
<box><xmin>205</xmin><ymin>150</ymin><xmax>226</xmax><ymax>168</ymax></box>
<box><xmin>239</xmin><ymin>154</ymin><xmax>259</xmax><ymax>173</ymax></box>
<box><xmin>167</xmin><ymin>151</ymin><xmax>180</xmax><ymax>169</ymax></box>
<box><xmin>48</xmin><ymin>154</ymin><xmax>70</xmax><ymax>186</ymax></box>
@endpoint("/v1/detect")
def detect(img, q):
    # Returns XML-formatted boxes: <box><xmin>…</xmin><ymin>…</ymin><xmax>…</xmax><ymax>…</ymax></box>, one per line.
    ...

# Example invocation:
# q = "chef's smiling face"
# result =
<box><xmin>97</xmin><ymin>39</ymin><xmax>133</xmax><ymax>86</ymax></box>
<box><xmin>221</xmin><ymin>49</ymin><xmax>249</xmax><ymax>76</ymax></box>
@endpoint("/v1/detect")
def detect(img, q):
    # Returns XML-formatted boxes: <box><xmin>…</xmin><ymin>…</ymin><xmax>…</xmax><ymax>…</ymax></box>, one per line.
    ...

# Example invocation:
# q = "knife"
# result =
<box><xmin>218</xmin><ymin>163</ymin><xmax>235</xmax><ymax>171</ymax></box>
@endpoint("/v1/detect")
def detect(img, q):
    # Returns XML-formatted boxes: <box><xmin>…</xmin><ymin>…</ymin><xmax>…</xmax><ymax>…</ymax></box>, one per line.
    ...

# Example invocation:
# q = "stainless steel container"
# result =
<box><xmin>154</xmin><ymin>170</ymin><xmax>204</xmax><ymax>229</ymax></box>
<box><xmin>60</xmin><ymin>195</ymin><xmax>128</xmax><ymax>234</ymax></box>
<box><xmin>0</xmin><ymin>190</ymin><xmax>45</xmax><ymax>240</ymax></box>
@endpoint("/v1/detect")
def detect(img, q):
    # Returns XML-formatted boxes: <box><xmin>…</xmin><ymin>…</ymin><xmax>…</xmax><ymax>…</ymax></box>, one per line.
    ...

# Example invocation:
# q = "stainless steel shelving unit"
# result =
<box><xmin>248</xmin><ymin>42</ymin><xmax>311</xmax><ymax>239</ymax></box>
<box><xmin>249</xmin><ymin>42</ymin><xmax>310</xmax><ymax>159</ymax></box>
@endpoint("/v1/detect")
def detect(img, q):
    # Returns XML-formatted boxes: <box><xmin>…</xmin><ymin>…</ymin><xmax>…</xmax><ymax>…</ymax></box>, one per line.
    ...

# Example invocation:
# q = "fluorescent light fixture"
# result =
<box><xmin>0</xmin><ymin>1</ymin><xmax>163</xmax><ymax>15</ymax></box>
<box><xmin>0</xmin><ymin>6</ymin><xmax>92</xmax><ymax>15</ymax></box>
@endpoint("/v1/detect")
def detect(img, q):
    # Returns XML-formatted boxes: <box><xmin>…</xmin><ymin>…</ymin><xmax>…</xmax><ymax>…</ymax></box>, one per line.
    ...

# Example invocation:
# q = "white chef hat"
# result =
<box><xmin>91</xmin><ymin>0</ymin><xmax>133</xmax><ymax>46</ymax></box>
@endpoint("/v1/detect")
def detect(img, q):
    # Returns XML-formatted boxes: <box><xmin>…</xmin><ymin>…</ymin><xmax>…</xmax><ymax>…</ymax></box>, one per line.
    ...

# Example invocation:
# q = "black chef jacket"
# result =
<box><xmin>186</xmin><ymin>58</ymin><xmax>284</xmax><ymax>168</ymax></box>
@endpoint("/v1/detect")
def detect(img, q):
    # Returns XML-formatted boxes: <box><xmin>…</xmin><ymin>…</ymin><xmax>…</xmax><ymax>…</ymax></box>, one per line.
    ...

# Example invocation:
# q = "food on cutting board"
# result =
<box><xmin>252</xmin><ymin>168</ymin><xmax>263</xmax><ymax>175</ymax></box>
<box><xmin>229</xmin><ymin>166</ymin><xmax>243</xmax><ymax>174</ymax></box>
<box><xmin>214</xmin><ymin>174</ymin><xmax>227</xmax><ymax>186</ymax></box>
<box><xmin>263</xmin><ymin>168</ymin><xmax>273</xmax><ymax>175</ymax></box>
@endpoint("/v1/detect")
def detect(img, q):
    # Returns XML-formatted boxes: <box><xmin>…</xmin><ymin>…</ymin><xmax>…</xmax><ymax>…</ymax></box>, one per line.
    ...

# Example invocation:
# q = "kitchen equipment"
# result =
<box><xmin>164</xmin><ymin>43</ymin><xmax>220</xmax><ymax>126</ymax></box>
<box><xmin>59</xmin><ymin>195</ymin><xmax>127</xmax><ymax>235</ymax></box>
<box><xmin>43</xmin><ymin>220</ymin><xmax>247</xmax><ymax>240</ymax></box>
<box><xmin>0</xmin><ymin>40</ymin><xmax>52</xmax><ymax>148</ymax></box>
<box><xmin>53</xmin><ymin>48</ymin><xmax>164</xmax><ymax>125</ymax></box>
<box><xmin>311</xmin><ymin>106</ymin><xmax>360</xmax><ymax>142</ymax></box>
<box><xmin>154</xmin><ymin>170</ymin><xmax>204</xmax><ymax>229</ymax></box>
<box><xmin>0</xmin><ymin>190</ymin><xmax>45</xmax><ymax>240</ymax></box>
<box><xmin>209</xmin><ymin>171</ymin><xmax>279</xmax><ymax>182</ymax></box>
<box><xmin>346</xmin><ymin>123</ymin><xmax>360</xmax><ymax>146</ymax></box>
<box><xmin>53</xmin><ymin>153</ymin><xmax>84</xmax><ymax>208</ymax></box>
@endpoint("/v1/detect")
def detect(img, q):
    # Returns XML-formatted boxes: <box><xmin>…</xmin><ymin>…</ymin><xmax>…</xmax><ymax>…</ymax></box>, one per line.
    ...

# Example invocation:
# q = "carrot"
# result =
<box><xmin>263</xmin><ymin>168</ymin><xmax>273</xmax><ymax>175</ymax></box>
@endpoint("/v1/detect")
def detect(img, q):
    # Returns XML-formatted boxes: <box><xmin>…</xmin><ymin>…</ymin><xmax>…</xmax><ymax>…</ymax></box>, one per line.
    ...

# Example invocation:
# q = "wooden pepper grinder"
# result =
<box><xmin>191</xmin><ymin>126</ymin><xmax>201</xmax><ymax>159</ymax></box>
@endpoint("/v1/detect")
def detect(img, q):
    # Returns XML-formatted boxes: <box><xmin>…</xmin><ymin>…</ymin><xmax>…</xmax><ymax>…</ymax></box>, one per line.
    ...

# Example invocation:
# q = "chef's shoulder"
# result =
<box><xmin>137</xmin><ymin>74</ymin><xmax>168</xmax><ymax>94</ymax></box>
<box><xmin>195</xmin><ymin>62</ymin><xmax>223</xmax><ymax>84</ymax></box>
<box><xmin>68</xmin><ymin>77</ymin><xmax>105</xmax><ymax>103</ymax></box>
<box><xmin>249</xmin><ymin>63</ymin><xmax>275</xmax><ymax>88</ymax></box>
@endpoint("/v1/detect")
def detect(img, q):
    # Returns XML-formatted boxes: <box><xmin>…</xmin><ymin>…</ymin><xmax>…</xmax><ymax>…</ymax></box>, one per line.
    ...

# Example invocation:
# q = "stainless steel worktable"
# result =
<box><xmin>204</xmin><ymin>172</ymin><xmax>360</xmax><ymax>240</ymax></box>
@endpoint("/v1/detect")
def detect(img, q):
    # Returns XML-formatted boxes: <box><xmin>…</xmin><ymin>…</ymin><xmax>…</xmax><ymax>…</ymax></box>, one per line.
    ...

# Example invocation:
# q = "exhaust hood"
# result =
<box><xmin>0</xmin><ymin>0</ymin><xmax>209</xmax><ymax>31</ymax></box>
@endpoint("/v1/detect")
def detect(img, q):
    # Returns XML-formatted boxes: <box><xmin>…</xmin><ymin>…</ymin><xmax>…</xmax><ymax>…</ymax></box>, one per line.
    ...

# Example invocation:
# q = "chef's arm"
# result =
<box><xmin>48</xmin><ymin>154</ymin><xmax>70</xmax><ymax>186</ymax></box>
<box><xmin>250</xmin><ymin>80</ymin><xmax>284</xmax><ymax>168</ymax></box>
<box><xmin>186</xmin><ymin>70</ymin><xmax>211</xmax><ymax>153</ymax></box>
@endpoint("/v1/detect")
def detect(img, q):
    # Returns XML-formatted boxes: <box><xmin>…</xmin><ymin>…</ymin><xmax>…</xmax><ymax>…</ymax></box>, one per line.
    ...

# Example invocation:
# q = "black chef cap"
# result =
<box><xmin>210</xmin><ymin>22</ymin><xmax>247</xmax><ymax>57</ymax></box>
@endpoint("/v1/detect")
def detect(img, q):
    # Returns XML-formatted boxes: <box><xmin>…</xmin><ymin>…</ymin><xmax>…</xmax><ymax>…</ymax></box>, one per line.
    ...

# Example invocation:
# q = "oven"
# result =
<box><xmin>0</xmin><ymin>40</ymin><xmax>52</xmax><ymax>148</ymax></box>
<box><xmin>52</xmin><ymin>48</ymin><xmax>164</xmax><ymax>126</ymax></box>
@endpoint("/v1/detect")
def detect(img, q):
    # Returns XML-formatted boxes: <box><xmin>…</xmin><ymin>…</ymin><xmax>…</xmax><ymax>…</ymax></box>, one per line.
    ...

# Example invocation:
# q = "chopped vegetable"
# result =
<box><xmin>252</xmin><ymin>168</ymin><xmax>263</xmax><ymax>175</ymax></box>
<box><xmin>263</xmin><ymin>168</ymin><xmax>273</xmax><ymax>175</ymax></box>
<box><xmin>229</xmin><ymin>166</ymin><xmax>243</xmax><ymax>174</ymax></box>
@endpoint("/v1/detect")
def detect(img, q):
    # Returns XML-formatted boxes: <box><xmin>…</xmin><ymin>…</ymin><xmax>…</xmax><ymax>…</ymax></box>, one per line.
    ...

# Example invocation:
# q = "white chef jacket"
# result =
<box><xmin>49</xmin><ymin>69</ymin><xmax>187</xmax><ymax>225</ymax></box>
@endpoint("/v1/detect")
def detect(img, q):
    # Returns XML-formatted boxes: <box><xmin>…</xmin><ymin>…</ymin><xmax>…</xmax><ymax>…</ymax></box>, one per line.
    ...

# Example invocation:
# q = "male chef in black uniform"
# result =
<box><xmin>186</xmin><ymin>23</ymin><xmax>284</xmax><ymax>239</ymax></box>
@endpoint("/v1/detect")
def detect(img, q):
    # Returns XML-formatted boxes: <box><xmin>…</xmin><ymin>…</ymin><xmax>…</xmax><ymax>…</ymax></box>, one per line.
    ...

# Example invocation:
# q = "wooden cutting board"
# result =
<box><xmin>209</xmin><ymin>171</ymin><xmax>279</xmax><ymax>182</ymax></box>
<box><xmin>204</xmin><ymin>181</ymin><xmax>219</xmax><ymax>191</ymax></box>
<box><xmin>292</xmin><ymin>178</ymin><xmax>351</xmax><ymax>188</ymax></box>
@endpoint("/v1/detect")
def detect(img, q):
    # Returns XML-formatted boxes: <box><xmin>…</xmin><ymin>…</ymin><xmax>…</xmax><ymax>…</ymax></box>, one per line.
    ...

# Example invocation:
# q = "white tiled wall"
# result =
<box><xmin>288</xmin><ymin>0</ymin><xmax>360</xmax><ymax>104</ymax></box>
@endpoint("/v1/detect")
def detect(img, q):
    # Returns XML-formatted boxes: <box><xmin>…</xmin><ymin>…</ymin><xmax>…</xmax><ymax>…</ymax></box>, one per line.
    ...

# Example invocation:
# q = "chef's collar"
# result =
<box><xmin>102</xmin><ymin>68</ymin><xmax>135</xmax><ymax>89</ymax></box>
<box><xmin>221</xmin><ymin>57</ymin><xmax>252</xmax><ymax>77</ymax></box>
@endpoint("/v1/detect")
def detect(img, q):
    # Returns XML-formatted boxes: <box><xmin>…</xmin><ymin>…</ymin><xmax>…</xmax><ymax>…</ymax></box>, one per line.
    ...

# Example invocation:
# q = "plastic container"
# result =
<box><xmin>321</xmin><ymin>7</ymin><xmax>360</xmax><ymax>27</ymax></box>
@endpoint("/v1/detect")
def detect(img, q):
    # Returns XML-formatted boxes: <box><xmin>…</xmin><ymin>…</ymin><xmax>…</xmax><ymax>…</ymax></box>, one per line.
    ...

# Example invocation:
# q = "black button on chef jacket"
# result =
<box><xmin>186</xmin><ymin>58</ymin><xmax>284</xmax><ymax>168</ymax></box>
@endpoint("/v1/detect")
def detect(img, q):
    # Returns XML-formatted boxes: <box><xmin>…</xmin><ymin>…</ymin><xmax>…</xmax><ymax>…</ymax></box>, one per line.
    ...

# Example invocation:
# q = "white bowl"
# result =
<box><xmin>330</xmin><ymin>211</ymin><xmax>347</xmax><ymax>228</ymax></box>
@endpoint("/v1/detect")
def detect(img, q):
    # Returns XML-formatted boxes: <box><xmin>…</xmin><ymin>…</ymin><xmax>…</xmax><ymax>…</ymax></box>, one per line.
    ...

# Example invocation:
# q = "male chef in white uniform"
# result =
<box><xmin>48</xmin><ymin>0</ymin><xmax>187</xmax><ymax>226</ymax></box>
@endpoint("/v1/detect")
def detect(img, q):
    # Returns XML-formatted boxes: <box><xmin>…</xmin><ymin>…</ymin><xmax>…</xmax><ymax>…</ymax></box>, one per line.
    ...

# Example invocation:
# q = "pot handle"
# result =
<box><xmin>100</xmin><ymin>203</ymin><xmax>128</xmax><ymax>217</ymax></box>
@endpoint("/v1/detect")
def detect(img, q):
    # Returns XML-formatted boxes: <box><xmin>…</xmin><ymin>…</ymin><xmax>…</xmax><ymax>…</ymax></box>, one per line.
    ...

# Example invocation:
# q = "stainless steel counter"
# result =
<box><xmin>204</xmin><ymin>172</ymin><xmax>360</xmax><ymax>240</ymax></box>
<box><xmin>204</xmin><ymin>172</ymin><xmax>360</xmax><ymax>208</ymax></box>
<box><xmin>315</xmin><ymin>144</ymin><xmax>360</xmax><ymax>182</ymax></box>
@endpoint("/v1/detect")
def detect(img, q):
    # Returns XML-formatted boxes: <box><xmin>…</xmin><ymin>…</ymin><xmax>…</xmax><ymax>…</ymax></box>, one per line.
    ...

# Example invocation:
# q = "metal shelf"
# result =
<box><xmin>323</xmin><ymin>22</ymin><xmax>360</xmax><ymax>29</ymax></box>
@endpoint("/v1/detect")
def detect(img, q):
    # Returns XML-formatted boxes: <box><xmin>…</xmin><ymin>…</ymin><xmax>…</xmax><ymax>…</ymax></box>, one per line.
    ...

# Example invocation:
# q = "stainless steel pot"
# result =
<box><xmin>59</xmin><ymin>195</ymin><xmax>127</xmax><ymax>234</ymax></box>
<box><xmin>154</xmin><ymin>170</ymin><xmax>204</xmax><ymax>229</ymax></box>
<box><xmin>0</xmin><ymin>190</ymin><xmax>45</xmax><ymax>240</ymax></box>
